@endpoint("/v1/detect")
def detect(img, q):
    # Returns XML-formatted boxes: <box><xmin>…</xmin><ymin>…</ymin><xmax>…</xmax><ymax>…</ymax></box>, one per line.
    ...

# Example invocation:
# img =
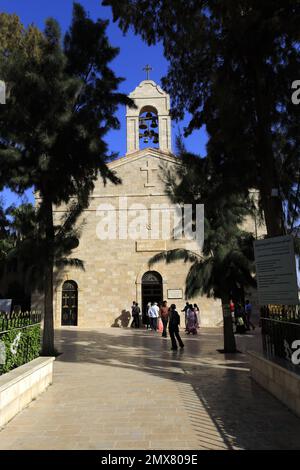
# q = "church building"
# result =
<box><xmin>46</xmin><ymin>78</ymin><xmax>225</xmax><ymax>328</ymax></box>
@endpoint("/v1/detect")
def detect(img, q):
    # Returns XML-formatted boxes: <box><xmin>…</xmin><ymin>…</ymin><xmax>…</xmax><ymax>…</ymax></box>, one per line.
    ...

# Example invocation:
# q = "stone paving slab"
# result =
<box><xmin>0</xmin><ymin>327</ymin><xmax>300</xmax><ymax>450</ymax></box>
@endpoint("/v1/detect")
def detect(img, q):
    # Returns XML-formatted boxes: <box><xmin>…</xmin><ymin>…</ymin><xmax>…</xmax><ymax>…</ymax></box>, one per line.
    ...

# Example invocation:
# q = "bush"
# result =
<box><xmin>0</xmin><ymin>324</ymin><xmax>41</xmax><ymax>375</ymax></box>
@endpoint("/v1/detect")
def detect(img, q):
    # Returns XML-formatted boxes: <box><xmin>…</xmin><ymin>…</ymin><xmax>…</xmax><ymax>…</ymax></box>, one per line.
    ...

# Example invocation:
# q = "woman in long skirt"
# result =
<box><xmin>186</xmin><ymin>306</ymin><xmax>198</xmax><ymax>335</ymax></box>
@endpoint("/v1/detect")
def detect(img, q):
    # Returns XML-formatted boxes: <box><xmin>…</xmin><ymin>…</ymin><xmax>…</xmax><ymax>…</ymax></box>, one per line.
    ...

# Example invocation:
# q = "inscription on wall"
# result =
<box><xmin>167</xmin><ymin>289</ymin><xmax>183</xmax><ymax>299</ymax></box>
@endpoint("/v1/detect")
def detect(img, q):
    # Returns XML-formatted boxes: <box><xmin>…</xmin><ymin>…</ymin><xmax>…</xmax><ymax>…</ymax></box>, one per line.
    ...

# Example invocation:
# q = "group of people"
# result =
<box><xmin>181</xmin><ymin>302</ymin><xmax>200</xmax><ymax>335</ymax></box>
<box><xmin>131</xmin><ymin>300</ymin><xmax>201</xmax><ymax>351</ymax></box>
<box><xmin>229</xmin><ymin>299</ymin><xmax>255</xmax><ymax>334</ymax></box>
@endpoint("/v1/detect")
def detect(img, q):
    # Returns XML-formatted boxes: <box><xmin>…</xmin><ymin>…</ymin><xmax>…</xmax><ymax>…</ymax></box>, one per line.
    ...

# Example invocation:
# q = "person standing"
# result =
<box><xmin>181</xmin><ymin>302</ymin><xmax>189</xmax><ymax>330</ymax></box>
<box><xmin>160</xmin><ymin>301</ymin><xmax>169</xmax><ymax>338</ymax></box>
<box><xmin>186</xmin><ymin>306</ymin><xmax>198</xmax><ymax>335</ymax></box>
<box><xmin>229</xmin><ymin>299</ymin><xmax>235</xmax><ymax>322</ymax></box>
<box><xmin>245</xmin><ymin>300</ymin><xmax>255</xmax><ymax>330</ymax></box>
<box><xmin>131</xmin><ymin>301</ymin><xmax>140</xmax><ymax>328</ymax></box>
<box><xmin>235</xmin><ymin>303</ymin><xmax>246</xmax><ymax>334</ymax></box>
<box><xmin>131</xmin><ymin>301</ymin><xmax>136</xmax><ymax>328</ymax></box>
<box><xmin>169</xmin><ymin>304</ymin><xmax>184</xmax><ymax>351</ymax></box>
<box><xmin>194</xmin><ymin>304</ymin><xmax>200</xmax><ymax>328</ymax></box>
<box><xmin>144</xmin><ymin>302</ymin><xmax>151</xmax><ymax>330</ymax></box>
<box><xmin>149</xmin><ymin>302</ymin><xmax>159</xmax><ymax>331</ymax></box>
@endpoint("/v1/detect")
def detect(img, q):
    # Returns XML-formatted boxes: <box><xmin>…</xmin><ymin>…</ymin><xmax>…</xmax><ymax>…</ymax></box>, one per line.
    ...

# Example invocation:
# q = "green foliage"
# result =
<box><xmin>0</xmin><ymin>199</ymin><xmax>13</xmax><ymax>262</ymax></box>
<box><xmin>0</xmin><ymin>324</ymin><xmax>41</xmax><ymax>375</ymax></box>
<box><xmin>0</xmin><ymin>4</ymin><xmax>133</xmax><ymax>354</ymax></box>
<box><xmin>104</xmin><ymin>0</ymin><xmax>300</xmax><ymax>236</ymax></box>
<box><xmin>1</xmin><ymin>202</ymin><xmax>85</xmax><ymax>293</ymax></box>
<box><xmin>150</xmin><ymin>142</ymin><xmax>256</xmax><ymax>303</ymax></box>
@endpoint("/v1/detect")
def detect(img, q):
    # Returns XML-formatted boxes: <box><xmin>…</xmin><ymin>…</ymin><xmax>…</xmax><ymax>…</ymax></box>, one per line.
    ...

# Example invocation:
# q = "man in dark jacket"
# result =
<box><xmin>169</xmin><ymin>304</ymin><xmax>184</xmax><ymax>351</ymax></box>
<box><xmin>131</xmin><ymin>301</ymin><xmax>140</xmax><ymax>328</ymax></box>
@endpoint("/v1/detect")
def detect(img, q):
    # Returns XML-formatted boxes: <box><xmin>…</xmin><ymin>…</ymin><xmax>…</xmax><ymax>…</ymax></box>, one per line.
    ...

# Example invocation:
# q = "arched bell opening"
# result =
<box><xmin>139</xmin><ymin>105</ymin><xmax>159</xmax><ymax>149</ymax></box>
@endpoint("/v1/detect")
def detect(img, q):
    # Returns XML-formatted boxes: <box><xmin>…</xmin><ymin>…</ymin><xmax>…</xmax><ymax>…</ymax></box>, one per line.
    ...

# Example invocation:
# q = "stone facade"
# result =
<box><xmin>50</xmin><ymin>147</ymin><xmax>222</xmax><ymax>328</ymax></box>
<box><xmin>33</xmin><ymin>79</ymin><xmax>262</xmax><ymax>329</ymax></box>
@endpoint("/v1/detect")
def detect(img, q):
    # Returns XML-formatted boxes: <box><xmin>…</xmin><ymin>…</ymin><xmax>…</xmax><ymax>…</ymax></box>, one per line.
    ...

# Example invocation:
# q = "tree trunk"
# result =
<box><xmin>253</xmin><ymin>64</ymin><xmax>285</xmax><ymax>237</ymax></box>
<box><xmin>222</xmin><ymin>300</ymin><xmax>237</xmax><ymax>353</ymax></box>
<box><xmin>41</xmin><ymin>195</ymin><xmax>55</xmax><ymax>356</ymax></box>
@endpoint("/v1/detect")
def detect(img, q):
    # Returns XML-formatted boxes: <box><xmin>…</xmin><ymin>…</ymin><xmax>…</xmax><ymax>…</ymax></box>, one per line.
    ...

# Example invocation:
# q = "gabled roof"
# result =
<box><xmin>128</xmin><ymin>80</ymin><xmax>167</xmax><ymax>99</ymax></box>
<box><xmin>108</xmin><ymin>148</ymin><xmax>181</xmax><ymax>170</ymax></box>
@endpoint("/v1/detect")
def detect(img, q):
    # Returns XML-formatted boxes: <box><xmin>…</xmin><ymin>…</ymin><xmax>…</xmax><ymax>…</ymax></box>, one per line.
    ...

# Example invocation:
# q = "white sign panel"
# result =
<box><xmin>167</xmin><ymin>289</ymin><xmax>183</xmax><ymax>299</ymax></box>
<box><xmin>254</xmin><ymin>235</ymin><xmax>299</xmax><ymax>305</ymax></box>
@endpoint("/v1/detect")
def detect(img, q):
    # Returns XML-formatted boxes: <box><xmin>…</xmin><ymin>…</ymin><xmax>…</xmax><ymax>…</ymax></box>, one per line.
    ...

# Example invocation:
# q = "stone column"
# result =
<box><xmin>126</xmin><ymin>116</ymin><xmax>139</xmax><ymax>154</ymax></box>
<box><xmin>158</xmin><ymin>115</ymin><xmax>172</xmax><ymax>152</ymax></box>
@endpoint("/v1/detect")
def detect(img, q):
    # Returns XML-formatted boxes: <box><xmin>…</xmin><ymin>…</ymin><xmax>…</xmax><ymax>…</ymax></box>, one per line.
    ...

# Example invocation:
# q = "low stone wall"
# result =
<box><xmin>248</xmin><ymin>351</ymin><xmax>300</xmax><ymax>418</ymax></box>
<box><xmin>0</xmin><ymin>357</ymin><xmax>55</xmax><ymax>427</ymax></box>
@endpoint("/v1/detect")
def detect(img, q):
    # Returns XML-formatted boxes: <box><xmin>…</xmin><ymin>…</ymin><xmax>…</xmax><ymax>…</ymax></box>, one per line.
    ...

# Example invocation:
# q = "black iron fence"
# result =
<box><xmin>0</xmin><ymin>311</ymin><xmax>42</xmax><ymax>332</ymax></box>
<box><xmin>261</xmin><ymin>317</ymin><xmax>300</xmax><ymax>372</ymax></box>
<box><xmin>260</xmin><ymin>305</ymin><xmax>300</xmax><ymax>323</ymax></box>
<box><xmin>0</xmin><ymin>311</ymin><xmax>42</xmax><ymax>375</ymax></box>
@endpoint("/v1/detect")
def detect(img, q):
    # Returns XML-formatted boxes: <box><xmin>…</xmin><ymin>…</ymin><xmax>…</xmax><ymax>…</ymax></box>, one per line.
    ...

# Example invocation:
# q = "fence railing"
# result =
<box><xmin>0</xmin><ymin>311</ymin><xmax>42</xmax><ymax>333</ymax></box>
<box><xmin>260</xmin><ymin>305</ymin><xmax>300</xmax><ymax>323</ymax></box>
<box><xmin>0</xmin><ymin>312</ymin><xmax>42</xmax><ymax>375</ymax></box>
<box><xmin>261</xmin><ymin>317</ymin><xmax>300</xmax><ymax>372</ymax></box>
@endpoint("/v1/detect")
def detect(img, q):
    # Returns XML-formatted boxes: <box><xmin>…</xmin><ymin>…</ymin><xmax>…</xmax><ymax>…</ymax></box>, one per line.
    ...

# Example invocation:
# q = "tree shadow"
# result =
<box><xmin>54</xmin><ymin>328</ymin><xmax>300</xmax><ymax>450</ymax></box>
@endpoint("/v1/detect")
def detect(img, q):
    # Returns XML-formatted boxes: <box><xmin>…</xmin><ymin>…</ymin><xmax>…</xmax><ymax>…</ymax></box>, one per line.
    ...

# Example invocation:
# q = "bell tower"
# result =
<box><xmin>126</xmin><ymin>68</ymin><xmax>172</xmax><ymax>154</ymax></box>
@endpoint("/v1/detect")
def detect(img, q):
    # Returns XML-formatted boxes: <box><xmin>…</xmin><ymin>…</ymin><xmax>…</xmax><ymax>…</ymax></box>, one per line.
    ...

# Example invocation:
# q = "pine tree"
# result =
<box><xmin>0</xmin><ymin>4</ymin><xmax>132</xmax><ymax>354</ymax></box>
<box><xmin>103</xmin><ymin>0</ymin><xmax>300</xmax><ymax>237</ymax></box>
<box><xmin>150</xmin><ymin>143</ymin><xmax>257</xmax><ymax>352</ymax></box>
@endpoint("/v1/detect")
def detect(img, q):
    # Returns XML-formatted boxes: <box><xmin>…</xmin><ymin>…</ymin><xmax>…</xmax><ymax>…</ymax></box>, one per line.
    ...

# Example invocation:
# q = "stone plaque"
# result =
<box><xmin>136</xmin><ymin>240</ymin><xmax>166</xmax><ymax>252</ymax></box>
<box><xmin>167</xmin><ymin>289</ymin><xmax>183</xmax><ymax>299</ymax></box>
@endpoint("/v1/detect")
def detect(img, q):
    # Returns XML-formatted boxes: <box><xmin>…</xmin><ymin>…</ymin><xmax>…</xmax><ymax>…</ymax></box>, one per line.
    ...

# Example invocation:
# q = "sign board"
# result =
<box><xmin>0</xmin><ymin>299</ymin><xmax>12</xmax><ymax>314</ymax></box>
<box><xmin>167</xmin><ymin>289</ymin><xmax>183</xmax><ymax>299</ymax></box>
<box><xmin>254</xmin><ymin>235</ymin><xmax>299</xmax><ymax>305</ymax></box>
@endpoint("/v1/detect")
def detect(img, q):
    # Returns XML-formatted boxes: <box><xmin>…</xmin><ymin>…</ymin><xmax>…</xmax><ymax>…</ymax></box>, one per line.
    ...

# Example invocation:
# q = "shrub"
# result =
<box><xmin>0</xmin><ymin>323</ymin><xmax>41</xmax><ymax>375</ymax></box>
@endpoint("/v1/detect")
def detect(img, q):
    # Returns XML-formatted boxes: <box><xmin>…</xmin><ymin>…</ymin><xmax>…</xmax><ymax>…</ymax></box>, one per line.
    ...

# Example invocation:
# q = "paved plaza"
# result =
<box><xmin>0</xmin><ymin>327</ymin><xmax>300</xmax><ymax>450</ymax></box>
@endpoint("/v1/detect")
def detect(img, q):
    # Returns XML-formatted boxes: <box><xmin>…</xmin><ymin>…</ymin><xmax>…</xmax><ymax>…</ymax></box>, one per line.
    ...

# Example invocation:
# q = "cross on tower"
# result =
<box><xmin>143</xmin><ymin>64</ymin><xmax>153</xmax><ymax>80</ymax></box>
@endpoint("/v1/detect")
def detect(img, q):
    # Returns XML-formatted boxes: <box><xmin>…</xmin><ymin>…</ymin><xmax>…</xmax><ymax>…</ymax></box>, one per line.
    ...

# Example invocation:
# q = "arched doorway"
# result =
<box><xmin>61</xmin><ymin>281</ymin><xmax>78</xmax><ymax>326</ymax></box>
<box><xmin>141</xmin><ymin>271</ymin><xmax>163</xmax><ymax>315</ymax></box>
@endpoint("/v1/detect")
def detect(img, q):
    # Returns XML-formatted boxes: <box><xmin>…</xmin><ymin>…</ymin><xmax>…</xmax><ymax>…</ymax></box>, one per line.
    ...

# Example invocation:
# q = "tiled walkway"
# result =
<box><xmin>0</xmin><ymin>327</ymin><xmax>300</xmax><ymax>450</ymax></box>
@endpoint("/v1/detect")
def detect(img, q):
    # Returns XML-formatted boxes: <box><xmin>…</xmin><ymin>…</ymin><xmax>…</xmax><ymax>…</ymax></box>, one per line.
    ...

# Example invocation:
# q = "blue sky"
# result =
<box><xmin>0</xmin><ymin>0</ymin><xmax>208</xmax><ymax>208</ymax></box>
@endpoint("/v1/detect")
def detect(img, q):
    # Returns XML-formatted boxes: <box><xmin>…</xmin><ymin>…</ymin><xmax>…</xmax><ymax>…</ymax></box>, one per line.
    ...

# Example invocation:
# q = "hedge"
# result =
<box><xmin>0</xmin><ymin>323</ymin><xmax>41</xmax><ymax>375</ymax></box>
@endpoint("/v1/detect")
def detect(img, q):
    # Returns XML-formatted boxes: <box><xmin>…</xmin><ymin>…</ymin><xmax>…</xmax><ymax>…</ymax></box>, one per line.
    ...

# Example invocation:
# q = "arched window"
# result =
<box><xmin>61</xmin><ymin>281</ymin><xmax>78</xmax><ymax>326</ymax></box>
<box><xmin>139</xmin><ymin>106</ymin><xmax>159</xmax><ymax>149</ymax></box>
<box><xmin>141</xmin><ymin>271</ymin><xmax>163</xmax><ymax>314</ymax></box>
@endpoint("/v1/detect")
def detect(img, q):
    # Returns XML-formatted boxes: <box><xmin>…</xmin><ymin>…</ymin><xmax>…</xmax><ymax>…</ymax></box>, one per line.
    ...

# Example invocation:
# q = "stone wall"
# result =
<box><xmin>34</xmin><ymin>149</ymin><xmax>263</xmax><ymax>329</ymax></box>
<box><xmin>0</xmin><ymin>357</ymin><xmax>55</xmax><ymax>427</ymax></box>
<box><xmin>249</xmin><ymin>351</ymin><xmax>300</xmax><ymax>418</ymax></box>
